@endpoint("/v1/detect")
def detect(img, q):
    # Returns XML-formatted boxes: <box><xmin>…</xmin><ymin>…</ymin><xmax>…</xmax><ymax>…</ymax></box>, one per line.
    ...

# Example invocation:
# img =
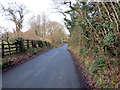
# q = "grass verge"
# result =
<box><xmin>68</xmin><ymin>46</ymin><xmax>119</xmax><ymax>88</ymax></box>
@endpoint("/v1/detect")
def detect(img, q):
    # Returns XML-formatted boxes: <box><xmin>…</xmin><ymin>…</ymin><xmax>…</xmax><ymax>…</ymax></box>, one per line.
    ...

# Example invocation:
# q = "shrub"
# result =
<box><xmin>90</xmin><ymin>58</ymin><xmax>106</xmax><ymax>74</ymax></box>
<box><xmin>79</xmin><ymin>47</ymin><xmax>87</xmax><ymax>56</ymax></box>
<box><xmin>12</xmin><ymin>37</ymin><xmax>23</xmax><ymax>44</ymax></box>
<box><xmin>102</xmin><ymin>32</ymin><xmax>115</xmax><ymax>46</ymax></box>
<box><xmin>26</xmin><ymin>48</ymin><xmax>39</xmax><ymax>55</ymax></box>
<box><xmin>90</xmin><ymin>46</ymin><xmax>99</xmax><ymax>53</ymax></box>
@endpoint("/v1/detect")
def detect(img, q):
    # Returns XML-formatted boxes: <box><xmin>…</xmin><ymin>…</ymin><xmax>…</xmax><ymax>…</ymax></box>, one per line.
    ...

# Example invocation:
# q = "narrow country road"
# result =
<box><xmin>2</xmin><ymin>43</ymin><xmax>82</xmax><ymax>88</ymax></box>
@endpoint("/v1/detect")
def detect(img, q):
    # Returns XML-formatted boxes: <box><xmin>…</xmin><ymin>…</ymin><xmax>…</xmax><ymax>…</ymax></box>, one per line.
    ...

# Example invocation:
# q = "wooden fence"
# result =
<box><xmin>0</xmin><ymin>40</ymin><xmax>51</xmax><ymax>58</ymax></box>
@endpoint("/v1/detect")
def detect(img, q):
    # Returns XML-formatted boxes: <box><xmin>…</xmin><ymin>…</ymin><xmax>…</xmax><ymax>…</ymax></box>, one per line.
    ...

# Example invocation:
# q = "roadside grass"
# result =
<box><xmin>54</xmin><ymin>43</ymin><xmax>64</xmax><ymax>48</ymax></box>
<box><xmin>68</xmin><ymin>46</ymin><xmax>119</xmax><ymax>88</ymax></box>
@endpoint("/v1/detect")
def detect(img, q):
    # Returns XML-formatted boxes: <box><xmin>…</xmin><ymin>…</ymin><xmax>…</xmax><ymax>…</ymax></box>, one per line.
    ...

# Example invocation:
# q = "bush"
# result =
<box><xmin>90</xmin><ymin>46</ymin><xmax>99</xmax><ymax>53</ymax></box>
<box><xmin>26</xmin><ymin>48</ymin><xmax>40</xmax><ymax>55</ymax></box>
<box><xmin>90</xmin><ymin>57</ymin><xmax>106</xmax><ymax>74</ymax></box>
<box><xmin>102</xmin><ymin>32</ymin><xmax>117</xmax><ymax>56</ymax></box>
<box><xmin>103</xmin><ymin>32</ymin><xmax>115</xmax><ymax>46</ymax></box>
<box><xmin>12</xmin><ymin>37</ymin><xmax>23</xmax><ymax>44</ymax></box>
<box><xmin>79</xmin><ymin>47</ymin><xmax>87</xmax><ymax>56</ymax></box>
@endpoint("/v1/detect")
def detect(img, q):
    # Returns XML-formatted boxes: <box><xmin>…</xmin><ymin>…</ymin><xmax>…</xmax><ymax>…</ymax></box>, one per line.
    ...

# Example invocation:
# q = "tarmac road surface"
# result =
<box><xmin>2</xmin><ymin>43</ymin><xmax>83</xmax><ymax>88</ymax></box>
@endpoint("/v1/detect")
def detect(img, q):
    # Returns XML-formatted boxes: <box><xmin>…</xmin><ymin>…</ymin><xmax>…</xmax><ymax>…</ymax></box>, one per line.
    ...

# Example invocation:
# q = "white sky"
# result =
<box><xmin>0</xmin><ymin>0</ymin><xmax>76</xmax><ymax>33</ymax></box>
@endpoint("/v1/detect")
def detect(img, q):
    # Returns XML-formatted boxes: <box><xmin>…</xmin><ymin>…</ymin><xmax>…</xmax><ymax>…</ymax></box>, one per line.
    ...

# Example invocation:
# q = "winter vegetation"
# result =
<box><xmin>0</xmin><ymin>1</ymin><xmax>68</xmax><ymax>69</ymax></box>
<box><xmin>0</xmin><ymin>0</ymin><xmax>119</xmax><ymax>88</ymax></box>
<box><xmin>60</xmin><ymin>0</ymin><xmax>119</xmax><ymax>88</ymax></box>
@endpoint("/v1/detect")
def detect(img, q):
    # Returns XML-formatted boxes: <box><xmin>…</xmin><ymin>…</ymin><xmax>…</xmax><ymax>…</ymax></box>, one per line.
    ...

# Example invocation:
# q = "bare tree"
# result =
<box><xmin>52</xmin><ymin>0</ymin><xmax>71</xmax><ymax>19</ymax></box>
<box><xmin>0</xmin><ymin>2</ymin><xmax>29</xmax><ymax>37</ymax></box>
<box><xmin>2</xmin><ymin>28</ymin><xmax>10</xmax><ymax>42</ymax></box>
<box><xmin>29</xmin><ymin>15</ymin><xmax>41</xmax><ymax>36</ymax></box>
<box><xmin>29</xmin><ymin>13</ymin><xmax>49</xmax><ymax>39</ymax></box>
<box><xmin>45</xmin><ymin>21</ymin><xmax>67</xmax><ymax>46</ymax></box>
<box><xmin>0</xmin><ymin>27</ymin><xmax>9</xmax><ymax>42</ymax></box>
<box><xmin>41</xmin><ymin>13</ymin><xmax>48</xmax><ymax>38</ymax></box>
<box><xmin>0</xmin><ymin>26</ymin><xmax>2</xmax><ymax>39</ymax></box>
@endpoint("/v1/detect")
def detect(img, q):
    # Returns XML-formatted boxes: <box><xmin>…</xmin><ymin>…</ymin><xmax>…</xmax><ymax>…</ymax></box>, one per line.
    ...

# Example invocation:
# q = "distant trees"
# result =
<box><xmin>0</xmin><ymin>1</ymin><xmax>67</xmax><ymax>46</ymax></box>
<box><xmin>29</xmin><ymin>14</ymin><xmax>48</xmax><ymax>39</ymax></box>
<box><xmin>0</xmin><ymin>27</ymin><xmax>2</xmax><ymax>39</ymax></box>
<box><xmin>1</xmin><ymin>27</ymin><xmax>10</xmax><ymax>42</ymax></box>
<box><xmin>29</xmin><ymin>14</ymin><xmax>67</xmax><ymax>46</ymax></box>
<box><xmin>1</xmin><ymin>2</ymin><xmax>29</xmax><ymax>37</ymax></box>
<box><xmin>29</xmin><ymin>15</ymin><xmax>41</xmax><ymax>37</ymax></box>
<box><xmin>45</xmin><ymin>21</ymin><xmax>67</xmax><ymax>45</ymax></box>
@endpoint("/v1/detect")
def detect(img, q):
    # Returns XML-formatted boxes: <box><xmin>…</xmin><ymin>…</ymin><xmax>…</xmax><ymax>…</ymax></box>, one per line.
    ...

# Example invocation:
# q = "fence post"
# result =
<box><xmin>2</xmin><ymin>40</ymin><xmax>4</xmax><ymax>58</ymax></box>
<box><xmin>37</xmin><ymin>41</ymin><xmax>41</xmax><ymax>48</ymax></box>
<box><xmin>38</xmin><ymin>41</ymin><xmax>42</xmax><ymax>48</ymax></box>
<box><xmin>31</xmin><ymin>40</ymin><xmax>34</xmax><ymax>48</ymax></box>
<box><xmin>19</xmin><ymin>39</ymin><xmax>25</xmax><ymax>53</ymax></box>
<box><xmin>41</xmin><ymin>41</ymin><xmax>44</xmax><ymax>48</ymax></box>
<box><xmin>45</xmin><ymin>41</ymin><xmax>47</xmax><ymax>46</ymax></box>
<box><xmin>27</xmin><ymin>40</ymin><xmax>30</xmax><ymax>49</ymax></box>
<box><xmin>38</xmin><ymin>41</ymin><xmax>40</xmax><ymax>47</ymax></box>
<box><xmin>37</xmin><ymin>40</ymin><xmax>39</xmax><ymax>48</ymax></box>
<box><xmin>7</xmin><ymin>42</ymin><xmax>11</xmax><ymax>55</ymax></box>
<box><xmin>34</xmin><ymin>41</ymin><xmax>37</xmax><ymax>48</ymax></box>
<box><xmin>15</xmin><ymin>42</ymin><xmax>18</xmax><ymax>53</ymax></box>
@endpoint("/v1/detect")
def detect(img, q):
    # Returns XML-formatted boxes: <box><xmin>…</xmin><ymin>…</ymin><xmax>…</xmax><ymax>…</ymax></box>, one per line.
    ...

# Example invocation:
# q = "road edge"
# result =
<box><xmin>68</xmin><ymin>49</ymin><xmax>95</xmax><ymax>89</ymax></box>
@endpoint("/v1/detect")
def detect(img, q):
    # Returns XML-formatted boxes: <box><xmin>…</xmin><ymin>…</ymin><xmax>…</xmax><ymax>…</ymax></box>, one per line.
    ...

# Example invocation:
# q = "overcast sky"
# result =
<box><xmin>0</xmin><ymin>0</ymin><xmax>76</xmax><ymax>33</ymax></box>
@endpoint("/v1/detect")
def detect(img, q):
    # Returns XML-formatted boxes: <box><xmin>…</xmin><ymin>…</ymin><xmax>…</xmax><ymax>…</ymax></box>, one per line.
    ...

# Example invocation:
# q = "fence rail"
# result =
<box><xmin>1</xmin><ymin>39</ymin><xmax>51</xmax><ymax>58</ymax></box>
